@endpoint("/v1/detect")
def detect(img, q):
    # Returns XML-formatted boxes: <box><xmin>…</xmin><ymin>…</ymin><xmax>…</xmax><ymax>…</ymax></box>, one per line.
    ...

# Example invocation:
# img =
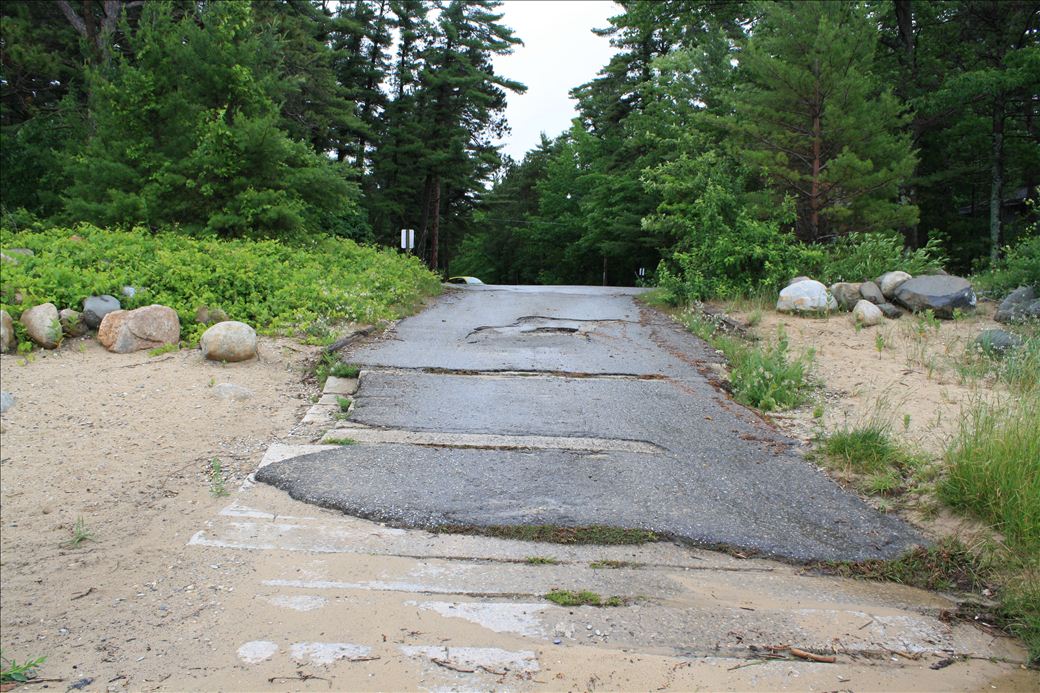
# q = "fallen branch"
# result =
<box><xmin>268</xmin><ymin>672</ymin><xmax>330</xmax><ymax>684</ymax></box>
<box><xmin>71</xmin><ymin>587</ymin><xmax>95</xmax><ymax>600</ymax></box>
<box><xmin>324</xmin><ymin>326</ymin><xmax>375</xmax><ymax>354</ymax></box>
<box><xmin>727</xmin><ymin>660</ymin><xmax>767</xmax><ymax>671</ymax></box>
<box><xmin>430</xmin><ymin>658</ymin><xmax>476</xmax><ymax>673</ymax></box>
<box><xmin>790</xmin><ymin>647</ymin><xmax>836</xmax><ymax>663</ymax></box>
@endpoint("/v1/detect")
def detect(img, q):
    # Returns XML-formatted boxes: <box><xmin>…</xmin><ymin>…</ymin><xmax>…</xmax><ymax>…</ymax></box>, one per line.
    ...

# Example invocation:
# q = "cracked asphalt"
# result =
<box><xmin>258</xmin><ymin>285</ymin><xmax>924</xmax><ymax>562</ymax></box>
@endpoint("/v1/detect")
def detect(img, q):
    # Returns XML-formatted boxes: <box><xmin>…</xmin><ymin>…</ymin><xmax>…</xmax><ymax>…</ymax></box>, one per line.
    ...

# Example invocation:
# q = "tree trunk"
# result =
<box><xmin>895</xmin><ymin>0</ymin><xmax>920</xmax><ymax>247</ymax></box>
<box><xmin>430</xmin><ymin>176</ymin><xmax>441</xmax><ymax>272</ymax></box>
<box><xmin>990</xmin><ymin>94</ymin><xmax>1005</xmax><ymax>264</ymax></box>
<box><xmin>355</xmin><ymin>0</ymin><xmax>388</xmax><ymax>169</ymax></box>
<box><xmin>809</xmin><ymin>62</ymin><xmax>822</xmax><ymax>242</ymax></box>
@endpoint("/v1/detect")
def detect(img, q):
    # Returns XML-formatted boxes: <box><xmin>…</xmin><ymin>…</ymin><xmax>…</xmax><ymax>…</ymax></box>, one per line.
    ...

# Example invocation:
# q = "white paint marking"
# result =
<box><xmin>263</xmin><ymin>578</ymin><xmax>510</xmax><ymax>596</ymax></box>
<box><xmin>289</xmin><ymin>642</ymin><xmax>371</xmax><ymax>665</ymax></box>
<box><xmin>237</xmin><ymin>640</ymin><xmax>278</xmax><ymax>664</ymax></box>
<box><xmin>411</xmin><ymin>601</ymin><xmax>547</xmax><ymax>637</ymax></box>
<box><xmin>400</xmin><ymin>645</ymin><xmax>539</xmax><ymax>672</ymax></box>
<box><xmin>265</xmin><ymin>594</ymin><xmax>328</xmax><ymax>612</ymax></box>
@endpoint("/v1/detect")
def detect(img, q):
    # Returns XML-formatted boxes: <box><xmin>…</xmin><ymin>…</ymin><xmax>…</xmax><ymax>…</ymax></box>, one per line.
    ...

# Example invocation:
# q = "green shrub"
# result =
<box><xmin>727</xmin><ymin>328</ymin><xmax>813</xmax><ymax>411</ymax></box>
<box><xmin>939</xmin><ymin>397</ymin><xmax>1040</xmax><ymax>555</ymax></box>
<box><xmin>0</xmin><ymin>224</ymin><xmax>440</xmax><ymax>342</ymax></box>
<box><xmin>813</xmin><ymin>231</ymin><xmax>947</xmax><ymax>284</ymax></box>
<box><xmin>973</xmin><ymin>235</ymin><xmax>1040</xmax><ymax>296</ymax></box>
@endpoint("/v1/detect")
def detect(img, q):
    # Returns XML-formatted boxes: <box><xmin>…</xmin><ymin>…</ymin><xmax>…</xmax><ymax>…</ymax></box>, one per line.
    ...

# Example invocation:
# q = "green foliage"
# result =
<box><xmin>973</xmin><ymin>235</ymin><xmax>1040</xmax><ymax>296</ymax></box>
<box><xmin>813</xmin><ymin>232</ymin><xmax>947</xmax><ymax>284</ymax></box>
<box><xmin>325</xmin><ymin>437</ymin><xmax>357</xmax><ymax>446</ymax></box>
<box><xmin>0</xmin><ymin>225</ymin><xmax>441</xmax><ymax>342</ymax></box>
<box><xmin>63</xmin><ymin>517</ymin><xmax>95</xmax><ymax>548</ymax></box>
<box><xmin>727</xmin><ymin>328</ymin><xmax>813</xmax><ymax>412</ymax></box>
<box><xmin>523</xmin><ymin>556</ymin><xmax>560</xmax><ymax>565</ymax></box>
<box><xmin>1</xmin><ymin>652</ymin><xmax>46</xmax><ymax>684</ymax></box>
<box><xmin>336</xmin><ymin>396</ymin><xmax>352</xmax><ymax>413</ymax></box>
<box><xmin>824</xmin><ymin>421</ymin><xmax>914</xmax><ymax>476</ymax></box>
<box><xmin>819</xmin><ymin>538</ymin><xmax>991</xmax><ymax>593</ymax></box>
<box><xmin>940</xmin><ymin>397</ymin><xmax>1040</xmax><ymax>554</ymax></box>
<box><xmin>148</xmin><ymin>343</ymin><xmax>179</xmax><ymax>357</ymax></box>
<box><xmin>544</xmin><ymin>590</ymin><xmax>624</xmax><ymax>607</ymax></box>
<box><xmin>330</xmin><ymin>363</ymin><xmax>362</xmax><ymax>379</ymax></box>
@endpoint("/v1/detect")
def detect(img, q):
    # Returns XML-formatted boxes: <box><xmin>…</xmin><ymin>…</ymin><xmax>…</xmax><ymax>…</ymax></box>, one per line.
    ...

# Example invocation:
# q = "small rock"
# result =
<box><xmin>829</xmin><ymin>282</ymin><xmax>862</xmax><ymax>311</ymax></box>
<box><xmin>852</xmin><ymin>299</ymin><xmax>883</xmax><ymax>327</ymax></box>
<box><xmin>894</xmin><ymin>275</ymin><xmax>976</xmax><ymax>319</ymax></box>
<box><xmin>98</xmin><ymin>304</ymin><xmax>180</xmax><ymax>354</ymax></box>
<box><xmin>876</xmin><ymin>271</ymin><xmax>912</xmax><ymax>299</ymax></box>
<box><xmin>200</xmin><ymin>321</ymin><xmax>257</xmax><ymax>362</ymax></box>
<box><xmin>1</xmin><ymin>391</ymin><xmax>14</xmax><ymax>414</ymax></box>
<box><xmin>0</xmin><ymin>309</ymin><xmax>13</xmax><ymax>352</ymax></box>
<box><xmin>195</xmin><ymin>306</ymin><xmax>230</xmax><ymax>325</ymax></box>
<box><xmin>877</xmin><ymin>303</ymin><xmax>904</xmax><ymax>319</ymax></box>
<box><xmin>994</xmin><ymin>285</ymin><xmax>1037</xmax><ymax>324</ymax></box>
<box><xmin>82</xmin><ymin>295</ymin><xmax>121</xmax><ymax>330</ymax></box>
<box><xmin>60</xmin><ymin>309</ymin><xmax>89</xmax><ymax>337</ymax></box>
<box><xmin>21</xmin><ymin>303</ymin><xmax>62</xmax><ymax>348</ymax></box>
<box><xmin>121</xmin><ymin>285</ymin><xmax>138</xmax><ymax>299</ymax></box>
<box><xmin>859</xmin><ymin>281</ymin><xmax>885</xmax><ymax>304</ymax></box>
<box><xmin>777</xmin><ymin>279</ymin><xmax>837</xmax><ymax>314</ymax></box>
<box><xmin>974</xmin><ymin>329</ymin><xmax>1023</xmax><ymax>357</ymax></box>
<box><xmin>213</xmin><ymin>383</ymin><xmax>254</xmax><ymax>401</ymax></box>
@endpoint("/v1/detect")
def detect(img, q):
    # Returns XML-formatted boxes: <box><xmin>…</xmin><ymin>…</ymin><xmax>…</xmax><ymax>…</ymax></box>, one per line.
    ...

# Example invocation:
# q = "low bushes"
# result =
<box><xmin>0</xmin><ymin>224</ymin><xmax>441</xmax><ymax>343</ymax></box>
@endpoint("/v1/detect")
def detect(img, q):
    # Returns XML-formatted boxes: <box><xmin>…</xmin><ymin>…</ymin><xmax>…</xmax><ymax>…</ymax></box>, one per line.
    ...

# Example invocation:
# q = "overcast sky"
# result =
<box><xmin>491</xmin><ymin>1</ymin><xmax>618</xmax><ymax>161</ymax></box>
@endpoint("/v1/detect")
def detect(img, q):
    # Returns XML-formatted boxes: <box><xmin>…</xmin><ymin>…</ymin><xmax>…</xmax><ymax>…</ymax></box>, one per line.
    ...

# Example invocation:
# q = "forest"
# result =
<box><xmin>1</xmin><ymin>1</ymin><xmax>1038</xmax><ymax>295</ymax></box>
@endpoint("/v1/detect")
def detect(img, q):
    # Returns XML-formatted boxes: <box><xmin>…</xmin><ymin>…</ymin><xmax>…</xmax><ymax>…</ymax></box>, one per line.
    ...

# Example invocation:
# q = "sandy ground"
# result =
<box><xmin>1</xmin><ymin>320</ymin><xmax>1037</xmax><ymax>691</ymax></box>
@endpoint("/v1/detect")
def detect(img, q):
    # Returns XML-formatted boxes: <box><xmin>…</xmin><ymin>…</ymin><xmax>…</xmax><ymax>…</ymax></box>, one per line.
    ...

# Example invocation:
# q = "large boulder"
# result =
<box><xmin>974</xmin><ymin>329</ymin><xmax>1023</xmax><ymax>357</ymax></box>
<box><xmin>20</xmin><ymin>303</ymin><xmax>61</xmax><ymax>348</ymax></box>
<box><xmin>82</xmin><ymin>295</ymin><xmax>121</xmax><ymax>330</ymax></box>
<box><xmin>876</xmin><ymin>271</ymin><xmax>913</xmax><ymax>300</ymax></box>
<box><xmin>98</xmin><ymin>304</ymin><xmax>180</xmax><ymax>354</ymax></box>
<box><xmin>852</xmin><ymin>300</ymin><xmax>883</xmax><ymax>327</ymax></box>
<box><xmin>994</xmin><ymin>285</ymin><xmax>1037</xmax><ymax>324</ymax></box>
<box><xmin>0</xmin><ymin>309</ymin><xmax>13</xmax><ymax>352</ymax></box>
<box><xmin>829</xmin><ymin>282</ymin><xmax>862</xmax><ymax>311</ymax></box>
<box><xmin>859</xmin><ymin>281</ymin><xmax>885</xmax><ymax>305</ymax></box>
<box><xmin>894</xmin><ymin>275</ymin><xmax>976</xmax><ymax>319</ymax></box>
<box><xmin>777</xmin><ymin>279</ymin><xmax>837</xmax><ymax>314</ymax></box>
<box><xmin>200</xmin><ymin>321</ymin><xmax>257</xmax><ymax>362</ymax></box>
<box><xmin>59</xmin><ymin>309</ymin><xmax>88</xmax><ymax>337</ymax></box>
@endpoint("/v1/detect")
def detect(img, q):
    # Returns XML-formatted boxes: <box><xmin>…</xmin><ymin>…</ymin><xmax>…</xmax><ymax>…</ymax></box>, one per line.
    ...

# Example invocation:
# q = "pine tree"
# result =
<box><xmin>730</xmin><ymin>1</ymin><xmax>918</xmax><ymax>242</ymax></box>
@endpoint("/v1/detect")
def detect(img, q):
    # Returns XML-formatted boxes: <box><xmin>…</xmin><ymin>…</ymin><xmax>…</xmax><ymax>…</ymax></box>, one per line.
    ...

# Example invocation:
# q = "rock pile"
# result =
<box><xmin>995</xmin><ymin>286</ymin><xmax>1040</xmax><ymax>324</ymax></box>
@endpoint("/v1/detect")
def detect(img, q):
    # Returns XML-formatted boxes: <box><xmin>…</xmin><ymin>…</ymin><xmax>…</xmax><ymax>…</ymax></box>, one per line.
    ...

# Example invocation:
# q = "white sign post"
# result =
<box><xmin>400</xmin><ymin>229</ymin><xmax>415</xmax><ymax>252</ymax></box>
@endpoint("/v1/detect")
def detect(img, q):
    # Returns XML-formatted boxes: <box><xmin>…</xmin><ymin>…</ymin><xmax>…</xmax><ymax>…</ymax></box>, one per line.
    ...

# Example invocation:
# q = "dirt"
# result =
<box><xmin>2</xmin><ymin>327</ymin><xmax>1037</xmax><ymax>691</ymax></box>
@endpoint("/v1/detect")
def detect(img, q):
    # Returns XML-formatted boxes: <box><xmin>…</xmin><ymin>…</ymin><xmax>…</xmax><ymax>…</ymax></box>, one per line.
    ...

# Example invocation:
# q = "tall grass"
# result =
<box><xmin>939</xmin><ymin>396</ymin><xmax>1040</xmax><ymax>554</ymax></box>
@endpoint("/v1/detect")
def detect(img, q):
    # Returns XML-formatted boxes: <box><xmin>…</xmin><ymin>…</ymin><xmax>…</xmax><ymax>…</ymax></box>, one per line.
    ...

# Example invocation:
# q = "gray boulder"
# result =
<box><xmin>876</xmin><ymin>271</ymin><xmax>912</xmax><ymax>299</ymax></box>
<box><xmin>859</xmin><ymin>281</ymin><xmax>885</xmax><ymax>305</ymax></box>
<box><xmin>195</xmin><ymin>306</ymin><xmax>230</xmax><ymax>325</ymax></box>
<box><xmin>777</xmin><ymin>279</ymin><xmax>837</xmax><ymax>314</ymax></box>
<box><xmin>59</xmin><ymin>309</ymin><xmax>88</xmax><ymax>337</ymax></box>
<box><xmin>852</xmin><ymin>300</ymin><xmax>883</xmax><ymax>327</ymax></box>
<box><xmin>877</xmin><ymin>303</ymin><xmax>904</xmax><ymax>319</ymax></box>
<box><xmin>829</xmin><ymin>282</ymin><xmax>862</xmax><ymax>311</ymax></box>
<box><xmin>213</xmin><ymin>383</ymin><xmax>254</xmax><ymax>401</ymax></box>
<box><xmin>974</xmin><ymin>329</ymin><xmax>1023</xmax><ymax>357</ymax></box>
<box><xmin>894</xmin><ymin>275</ymin><xmax>976</xmax><ymax>319</ymax></box>
<box><xmin>994</xmin><ymin>285</ymin><xmax>1037</xmax><ymax>324</ymax></box>
<box><xmin>82</xmin><ymin>295</ymin><xmax>121</xmax><ymax>329</ymax></box>
<box><xmin>21</xmin><ymin>303</ymin><xmax>61</xmax><ymax>348</ymax></box>
<box><xmin>0</xmin><ymin>391</ymin><xmax>13</xmax><ymax>414</ymax></box>
<box><xmin>0</xmin><ymin>309</ymin><xmax>13</xmax><ymax>352</ymax></box>
<box><xmin>97</xmin><ymin>304</ymin><xmax>180</xmax><ymax>353</ymax></box>
<box><xmin>200</xmin><ymin>321</ymin><xmax>257</xmax><ymax>362</ymax></box>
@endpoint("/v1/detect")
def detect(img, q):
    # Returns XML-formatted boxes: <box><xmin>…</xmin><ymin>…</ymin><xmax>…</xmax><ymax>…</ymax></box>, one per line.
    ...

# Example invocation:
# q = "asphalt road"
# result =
<box><xmin>258</xmin><ymin>285</ymin><xmax>924</xmax><ymax>562</ymax></box>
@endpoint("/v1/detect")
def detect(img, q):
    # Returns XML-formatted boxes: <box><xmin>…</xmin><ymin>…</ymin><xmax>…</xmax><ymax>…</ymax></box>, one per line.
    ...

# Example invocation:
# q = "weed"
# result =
<box><xmin>874</xmin><ymin>332</ymin><xmax>885</xmax><ymax>356</ymax></box>
<box><xmin>865</xmin><ymin>469</ymin><xmax>903</xmax><ymax>496</ymax></box>
<box><xmin>431</xmin><ymin>524</ymin><xmax>659</xmax><ymax>545</ymax></box>
<box><xmin>209</xmin><ymin>458</ymin><xmax>229</xmax><ymax>497</ymax></box>
<box><xmin>207</xmin><ymin>377</ymin><xmax>215</xmax><ymax>387</ymax></box>
<box><xmin>823</xmin><ymin>419</ymin><xmax>914</xmax><ymax>476</ymax></box>
<box><xmin>812</xmin><ymin>404</ymin><xmax>825</xmax><ymax>420</ymax></box>
<box><xmin>815</xmin><ymin>538</ymin><xmax>990</xmax><ymax>592</ymax></box>
<box><xmin>903</xmin><ymin>413</ymin><xmax>911</xmax><ymax>432</ymax></box>
<box><xmin>336</xmin><ymin>396</ymin><xmax>352</xmax><ymax>413</ymax></box>
<box><xmin>46</xmin><ymin>317</ymin><xmax>63</xmax><ymax>347</ymax></box>
<box><xmin>544</xmin><ymin>590</ymin><xmax>625</xmax><ymax>607</ymax></box>
<box><xmin>747</xmin><ymin>309</ymin><xmax>763</xmax><ymax>327</ymax></box>
<box><xmin>589</xmin><ymin>559</ymin><xmax>643</xmax><ymax>569</ymax></box>
<box><xmin>728</xmin><ymin>327</ymin><xmax>813</xmax><ymax>411</ymax></box>
<box><xmin>524</xmin><ymin>556</ymin><xmax>560</xmax><ymax>565</ymax></box>
<box><xmin>63</xmin><ymin>517</ymin><xmax>95</xmax><ymax>548</ymax></box>
<box><xmin>1</xmin><ymin>652</ymin><xmax>46</xmax><ymax>684</ymax></box>
<box><xmin>915</xmin><ymin>310</ymin><xmax>941</xmax><ymax>335</ymax></box>
<box><xmin>940</xmin><ymin>397</ymin><xmax>1040</xmax><ymax>554</ymax></box>
<box><xmin>324</xmin><ymin>437</ymin><xmax>356</xmax><ymax>446</ymax></box>
<box><xmin>17</xmin><ymin>341</ymin><xmax>32</xmax><ymax>354</ymax></box>
<box><xmin>148</xmin><ymin>343</ymin><xmax>179</xmax><ymax>357</ymax></box>
<box><xmin>331</xmin><ymin>362</ymin><xmax>361</xmax><ymax>379</ymax></box>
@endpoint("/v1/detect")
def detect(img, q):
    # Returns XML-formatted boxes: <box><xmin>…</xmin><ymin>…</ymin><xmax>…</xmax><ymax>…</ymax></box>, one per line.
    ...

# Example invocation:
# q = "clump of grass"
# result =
<box><xmin>432</xmin><ymin>524</ymin><xmax>659</xmax><ymax>545</ymax></box>
<box><xmin>997</xmin><ymin>567</ymin><xmax>1040</xmax><ymax>666</ymax></box>
<box><xmin>815</xmin><ymin>538</ymin><xmax>991</xmax><ymax>592</ymax></box>
<box><xmin>330</xmin><ymin>363</ymin><xmax>361</xmax><ymax>379</ymax></box>
<box><xmin>209</xmin><ymin>458</ymin><xmax>229</xmax><ymax>497</ymax></box>
<box><xmin>524</xmin><ymin>556</ymin><xmax>560</xmax><ymax>565</ymax></box>
<box><xmin>62</xmin><ymin>517</ymin><xmax>95</xmax><ymax>548</ymax></box>
<box><xmin>148</xmin><ymin>343</ymin><xmax>179</xmax><ymax>357</ymax></box>
<box><xmin>824</xmin><ymin>422</ymin><xmax>906</xmax><ymax>475</ymax></box>
<box><xmin>324</xmin><ymin>437</ymin><xmax>356</xmax><ymax>446</ymax></box>
<box><xmin>1</xmin><ymin>653</ymin><xmax>46</xmax><ymax>684</ymax></box>
<box><xmin>589</xmin><ymin>559</ymin><xmax>642</xmax><ymax>569</ymax></box>
<box><xmin>746</xmin><ymin>309</ymin><xmax>763</xmax><ymax>327</ymax></box>
<box><xmin>544</xmin><ymin>590</ymin><xmax>624</xmax><ymax>607</ymax></box>
<box><xmin>336</xmin><ymin>396</ymin><xmax>352</xmax><ymax>413</ymax></box>
<box><xmin>939</xmin><ymin>397</ymin><xmax>1040</xmax><ymax>554</ymax></box>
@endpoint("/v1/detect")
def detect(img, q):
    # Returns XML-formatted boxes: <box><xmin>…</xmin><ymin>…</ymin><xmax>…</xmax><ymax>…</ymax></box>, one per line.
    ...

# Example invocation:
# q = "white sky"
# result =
<box><xmin>492</xmin><ymin>0</ymin><xmax>618</xmax><ymax>161</ymax></box>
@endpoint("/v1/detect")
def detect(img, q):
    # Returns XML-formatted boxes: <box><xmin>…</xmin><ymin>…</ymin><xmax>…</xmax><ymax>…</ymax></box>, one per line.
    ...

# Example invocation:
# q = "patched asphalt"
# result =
<box><xmin>258</xmin><ymin>285</ymin><xmax>925</xmax><ymax>562</ymax></box>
